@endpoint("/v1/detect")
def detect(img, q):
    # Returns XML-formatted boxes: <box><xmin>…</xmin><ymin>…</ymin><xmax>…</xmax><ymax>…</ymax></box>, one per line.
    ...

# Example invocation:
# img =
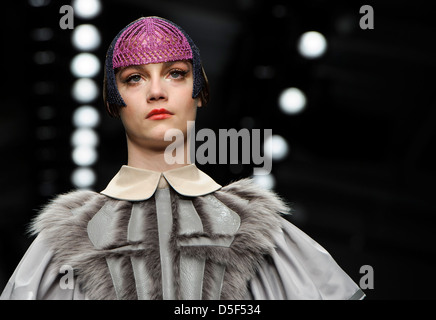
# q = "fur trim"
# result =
<box><xmin>30</xmin><ymin>190</ymin><xmax>117</xmax><ymax>299</ymax></box>
<box><xmin>32</xmin><ymin>178</ymin><xmax>290</xmax><ymax>300</ymax></box>
<box><xmin>198</xmin><ymin>178</ymin><xmax>288</xmax><ymax>299</ymax></box>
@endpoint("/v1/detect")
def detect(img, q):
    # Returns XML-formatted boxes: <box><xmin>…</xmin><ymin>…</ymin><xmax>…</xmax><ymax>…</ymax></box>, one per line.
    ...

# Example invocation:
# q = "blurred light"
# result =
<box><xmin>237</xmin><ymin>0</ymin><xmax>255</xmax><ymax>11</ymax></box>
<box><xmin>264</xmin><ymin>135</ymin><xmax>289</xmax><ymax>161</ymax></box>
<box><xmin>252</xmin><ymin>170</ymin><xmax>276</xmax><ymax>190</ymax></box>
<box><xmin>73</xmin><ymin>105</ymin><xmax>100</xmax><ymax>127</ymax></box>
<box><xmin>72</xmin><ymin>0</ymin><xmax>102</xmax><ymax>19</ymax></box>
<box><xmin>33</xmin><ymin>51</ymin><xmax>56</xmax><ymax>64</ymax></box>
<box><xmin>71</xmin><ymin>167</ymin><xmax>96</xmax><ymax>188</ymax></box>
<box><xmin>279</xmin><ymin>87</ymin><xmax>307</xmax><ymax>114</ymax></box>
<box><xmin>36</xmin><ymin>147</ymin><xmax>56</xmax><ymax>161</ymax></box>
<box><xmin>71</xmin><ymin>128</ymin><xmax>99</xmax><ymax>147</ymax></box>
<box><xmin>69</xmin><ymin>9</ymin><xmax>101</xmax><ymax>189</ymax></box>
<box><xmin>72</xmin><ymin>146</ymin><xmax>97</xmax><ymax>166</ymax></box>
<box><xmin>240</xmin><ymin>116</ymin><xmax>255</xmax><ymax>129</ymax></box>
<box><xmin>71</xmin><ymin>24</ymin><xmax>101</xmax><ymax>51</ymax></box>
<box><xmin>36</xmin><ymin>126</ymin><xmax>56</xmax><ymax>140</ymax></box>
<box><xmin>70</xmin><ymin>53</ymin><xmax>100</xmax><ymax>77</ymax></box>
<box><xmin>335</xmin><ymin>14</ymin><xmax>355</xmax><ymax>35</ymax></box>
<box><xmin>297</xmin><ymin>31</ymin><xmax>327</xmax><ymax>59</ymax></box>
<box><xmin>30</xmin><ymin>28</ymin><xmax>53</xmax><ymax>41</ymax></box>
<box><xmin>28</xmin><ymin>0</ymin><xmax>51</xmax><ymax>7</ymax></box>
<box><xmin>272</xmin><ymin>4</ymin><xmax>287</xmax><ymax>18</ymax></box>
<box><xmin>33</xmin><ymin>81</ymin><xmax>55</xmax><ymax>95</ymax></box>
<box><xmin>37</xmin><ymin>106</ymin><xmax>56</xmax><ymax>120</ymax></box>
<box><xmin>253</xmin><ymin>65</ymin><xmax>275</xmax><ymax>79</ymax></box>
<box><xmin>72</xmin><ymin>78</ymin><xmax>98</xmax><ymax>103</ymax></box>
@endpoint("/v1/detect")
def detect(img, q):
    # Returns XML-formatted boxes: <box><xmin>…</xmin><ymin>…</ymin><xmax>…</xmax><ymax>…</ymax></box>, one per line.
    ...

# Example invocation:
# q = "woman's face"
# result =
<box><xmin>116</xmin><ymin>60</ymin><xmax>200</xmax><ymax>149</ymax></box>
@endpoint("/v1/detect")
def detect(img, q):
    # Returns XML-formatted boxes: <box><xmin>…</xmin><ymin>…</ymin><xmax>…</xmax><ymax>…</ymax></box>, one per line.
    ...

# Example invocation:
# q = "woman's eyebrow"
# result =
<box><xmin>163</xmin><ymin>60</ymin><xmax>191</xmax><ymax>69</ymax></box>
<box><xmin>118</xmin><ymin>62</ymin><xmax>190</xmax><ymax>74</ymax></box>
<box><xmin>118</xmin><ymin>65</ymin><xmax>145</xmax><ymax>74</ymax></box>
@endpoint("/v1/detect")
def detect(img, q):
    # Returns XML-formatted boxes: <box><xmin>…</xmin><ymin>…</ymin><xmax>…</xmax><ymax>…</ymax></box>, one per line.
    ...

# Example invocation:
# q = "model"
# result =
<box><xmin>1</xmin><ymin>16</ymin><xmax>364</xmax><ymax>300</ymax></box>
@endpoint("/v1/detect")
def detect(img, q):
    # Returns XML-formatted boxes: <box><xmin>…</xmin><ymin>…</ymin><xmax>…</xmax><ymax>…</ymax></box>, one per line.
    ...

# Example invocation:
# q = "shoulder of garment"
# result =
<box><xmin>30</xmin><ymin>178</ymin><xmax>291</xmax><ymax>243</ymax></box>
<box><xmin>29</xmin><ymin>179</ymin><xmax>292</xmax><ymax>266</ymax></box>
<box><xmin>28</xmin><ymin>178</ymin><xmax>291</xmax><ymax>296</ymax></box>
<box><xmin>6</xmin><ymin>179</ymin><xmax>364</xmax><ymax>300</ymax></box>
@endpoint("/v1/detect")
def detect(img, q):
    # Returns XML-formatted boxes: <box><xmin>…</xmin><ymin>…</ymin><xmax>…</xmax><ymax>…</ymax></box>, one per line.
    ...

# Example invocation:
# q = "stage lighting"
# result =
<box><xmin>34</xmin><ymin>51</ymin><xmax>56</xmax><ymax>65</ymax></box>
<box><xmin>36</xmin><ymin>126</ymin><xmax>56</xmax><ymax>140</ymax></box>
<box><xmin>30</xmin><ymin>27</ymin><xmax>53</xmax><ymax>41</ymax></box>
<box><xmin>71</xmin><ymin>128</ymin><xmax>99</xmax><ymax>147</ymax></box>
<box><xmin>37</xmin><ymin>106</ymin><xmax>56</xmax><ymax>120</ymax></box>
<box><xmin>28</xmin><ymin>0</ymin><xmax>50</xmax><ymax>7</ymax></box>
<box><xmin>69</xmin><ymin>5</ymin><xmax>102</xmax><ymax>189</ymax></box>
<box><xmin>71</xmin><ymin>24</ymin><xmax>101</xmax><ymax>51</ymax></box>
<box><xmin>253</xmin><ymin>65</ymin><xmax>275</xmax><ymax>79</ymax></box>
<box><xmin>252</xmin><ymin>170</ymin><xmax>276</xmax><ymax>190</ymax></box>
<box><xmin>279</xmin><ymin>87</ymin><xmax>307</xmax><ymax>115</ymax></box>
<box><xmin>72</xmin><ymin>78</ymin><xmax>98</xmax><ymax>103</ymax></box>
<box><xmin>297</xmin><ymin>31</ymin><xmax>327</xmax><ymax>59</ymax></box>
<box><xmin>33</xmin><ymin>81</ymin><xmax>55</xmax><ymax>95</ymax></box>
<box><xmin>72</xmin><ymin>105</ymin><xmax>100</xmax><ymax>128</ymax></box>
<box><xmin>70</xmin><ymin>53</ymin><xmax>101</xmax><ymax>77</ymax></box>
<box><xmin>72</xmin><ymin>146</ymin><xmax>98</xmax><ymax>166</ymax></box>
<box><xmin>72</xmin><ymin>0</ymin><xmax>102</xmax><ymax>19</ymax></box>
<box><xmin>71</xmin><ymin>167</ymin><xmax>96</xmax><ymax>188</ymax></box>
<box><xmin>264</xmin><ymin>134</ymin><xmax>289</xmax><ymax>161</ymax></box>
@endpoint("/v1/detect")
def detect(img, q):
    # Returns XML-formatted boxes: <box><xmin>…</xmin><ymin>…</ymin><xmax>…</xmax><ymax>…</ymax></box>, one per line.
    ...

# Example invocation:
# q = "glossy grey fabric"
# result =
<box><xmin>129</xmin><ymin>203</ymin><xmax>153</xmax><ymax>299</ymax></box>
<box><xmin>155</xmin><ymin>188</ymin><xmax>175</xmax><ymax>299</ymax></box>
<box><xmin>177</xmin><ymin>196</ymin><xmax>205</xmax><ymax>299</ymax></box>
<box><xmin>1</xmin><ymin>184</ymin><xmax>364</xmax><ymax>300</ymax></box>
<box><xmin>0</xmin><ymin>234</ymin><xmax>87</xmax><ymax>300</ymax></box>
<box><xmin>248</xmin><ymin>219</ymin><xmax>365</xmax><ymax>300</ymax></box>
<box><xmin>1</xmin><ymin>218</ymin><xmax>364</xmax><ymax>300</ymax></box>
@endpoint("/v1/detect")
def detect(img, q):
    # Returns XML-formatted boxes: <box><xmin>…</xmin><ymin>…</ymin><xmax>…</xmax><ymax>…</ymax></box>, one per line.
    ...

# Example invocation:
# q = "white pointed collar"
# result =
<box><xmin>100</xmin><ymin>164</ymin><xmax>221</xmax><ymax>201</ymax></box>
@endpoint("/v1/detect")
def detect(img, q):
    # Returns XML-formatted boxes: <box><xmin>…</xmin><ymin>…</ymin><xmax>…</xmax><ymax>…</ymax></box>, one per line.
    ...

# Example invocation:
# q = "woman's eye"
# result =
<box><xmin>127</xmin><ymin>75</ymin><xmax>142</xmax><ymax>83</ymax></box>
<box><xmin>169</xmin><ymin>70</ymin><xmax>188</xmax><ymax>80</ymax></box>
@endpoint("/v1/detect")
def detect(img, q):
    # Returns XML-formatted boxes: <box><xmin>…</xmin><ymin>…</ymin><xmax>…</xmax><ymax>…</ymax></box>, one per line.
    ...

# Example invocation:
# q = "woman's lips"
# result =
<box><xmin>148</xmin><ymin>114</ymin><xmax>172</xmax><ymax>120</ymax></box>
<box><xmin>146</xmin><ymin>108</ymin><xmax>173</xmax><ymax>120</ymax></box>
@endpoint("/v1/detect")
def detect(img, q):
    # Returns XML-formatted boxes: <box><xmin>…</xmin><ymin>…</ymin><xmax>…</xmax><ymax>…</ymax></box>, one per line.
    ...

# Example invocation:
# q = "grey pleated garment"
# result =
<box><xmin>1</xmin><ymin>168</ymin><xmax>364</xmax><ymax>300</ymax></box>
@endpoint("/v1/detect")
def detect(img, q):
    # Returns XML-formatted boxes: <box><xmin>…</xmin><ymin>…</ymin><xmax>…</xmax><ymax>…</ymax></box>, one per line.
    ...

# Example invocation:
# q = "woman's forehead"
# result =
<box><xmin>117</xmin><ymin>60</ymin><xmax>192</xmax><ymax>73</ymax></box>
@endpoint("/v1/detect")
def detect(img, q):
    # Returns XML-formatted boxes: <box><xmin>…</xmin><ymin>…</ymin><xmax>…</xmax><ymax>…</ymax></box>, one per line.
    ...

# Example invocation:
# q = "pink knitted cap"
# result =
<box><xmin>112</xmin><ymin>17</ymin><xmax>193</xmax><ymax>68</ymax></box>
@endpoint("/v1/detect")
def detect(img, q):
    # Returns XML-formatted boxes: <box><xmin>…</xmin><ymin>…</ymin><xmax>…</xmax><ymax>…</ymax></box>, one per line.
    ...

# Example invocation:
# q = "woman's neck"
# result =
<box><xmin>125</xmin><ymin>137</ymin><xmax>191</xmax><ymax>172</ymax></box>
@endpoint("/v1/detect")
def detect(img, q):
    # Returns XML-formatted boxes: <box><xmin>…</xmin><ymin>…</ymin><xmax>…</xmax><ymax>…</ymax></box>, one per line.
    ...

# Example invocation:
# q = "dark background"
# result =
<box><xmin>1</xmin><ymin>0</ymin><xmax>435</xmax><ymax>299</ymax></box>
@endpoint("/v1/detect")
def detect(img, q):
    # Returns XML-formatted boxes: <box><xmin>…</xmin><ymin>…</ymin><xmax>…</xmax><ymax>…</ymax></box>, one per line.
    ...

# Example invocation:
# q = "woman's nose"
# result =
<box><xmin>146</xmin><ymin>78</ymin><xmax>168</xmax><ymax>103</ymax></box>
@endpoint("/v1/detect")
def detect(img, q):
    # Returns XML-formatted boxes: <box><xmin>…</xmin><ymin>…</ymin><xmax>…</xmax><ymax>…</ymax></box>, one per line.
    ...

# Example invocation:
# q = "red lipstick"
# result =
<box><xmin>146</xmin><ymin>108</ymin><xmax>173</xmax><ymax>120</ymax></box>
